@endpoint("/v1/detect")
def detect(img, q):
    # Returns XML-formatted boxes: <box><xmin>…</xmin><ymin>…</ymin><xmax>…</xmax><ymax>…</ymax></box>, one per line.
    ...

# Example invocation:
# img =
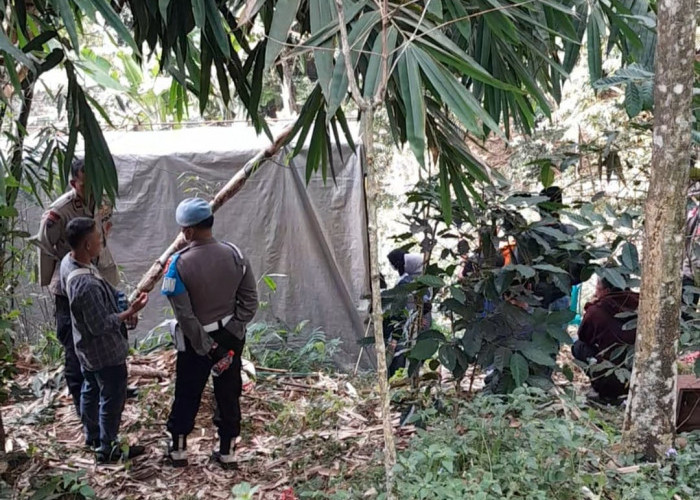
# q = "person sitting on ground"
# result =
<box><xmin>60</xmin><ymin>217</ymin><xmax>149</xmax><ymax>463</ymax></box>
<box><xmin>571</xmin><ymin>276</ymin><xmax>638</xmax><ymax>403</ymax></box>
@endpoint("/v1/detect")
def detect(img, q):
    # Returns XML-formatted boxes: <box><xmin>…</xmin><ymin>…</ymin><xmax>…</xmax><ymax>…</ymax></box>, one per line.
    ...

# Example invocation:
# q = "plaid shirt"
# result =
<box><xmin>60</xmin><ymin>255</ymin><xmax>128</xmax><ymax>371</ymax></box>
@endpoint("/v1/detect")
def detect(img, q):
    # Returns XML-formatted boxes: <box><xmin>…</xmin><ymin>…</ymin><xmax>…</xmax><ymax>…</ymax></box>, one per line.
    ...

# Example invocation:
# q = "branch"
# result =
<box><xmin>388</xmin><ymin>0</ymin><xmax>433</xmax><ymax>77</ymax></box>
<box><xmin>387</xmin><ymin>0</ymin><xmax>536</xmax><ymax>75</ymax></box>
<box><xmin>373</xmin><ymin>0</ymin><xmax>391</xmax><ymax>107</ymax></box>
<box><xmin>334</xmin><ymin>0</ymin><xmax>367</xmax><ymax>109</ymax></box>
<box><xmin>128</xmin><ymin>123</ymin><xmax>296</xmax><ymax>301</ymax></box>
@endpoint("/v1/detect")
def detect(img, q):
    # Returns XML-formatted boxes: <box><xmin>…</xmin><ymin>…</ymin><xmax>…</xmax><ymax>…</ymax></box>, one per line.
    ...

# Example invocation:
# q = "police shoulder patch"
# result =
<box><xmin>161</xmin><ymin>254</ymin><xmax>185</xmax><ymax>296</ymax></box>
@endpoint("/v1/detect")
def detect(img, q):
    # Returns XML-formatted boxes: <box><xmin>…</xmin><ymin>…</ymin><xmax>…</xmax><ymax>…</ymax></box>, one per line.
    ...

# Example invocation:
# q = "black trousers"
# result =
<box><xmin>571</xmin><ymin>340</ymin><xmax>598</xmax><ymax>362</ymax></box>
<box><xmin>55</xmin><ymin>295</ymin><xmax>84</xmax><ymax>414</ymax></box>
<box><xmin>167</xmin><ymin>331</ymin><xmax>245</xmax><ymax>442</ymax></box>
<box><xmin>572</xmin><ymin>340</ymin><xmax>627</xmax><ymax>399</ymax></box>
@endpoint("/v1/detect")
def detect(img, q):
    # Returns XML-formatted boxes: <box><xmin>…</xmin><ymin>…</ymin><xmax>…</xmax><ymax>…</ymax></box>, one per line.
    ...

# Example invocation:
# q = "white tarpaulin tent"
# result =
<box><xmin>27</xmin><ymin>122</ymin><xmax>373</xmax><ymax>370</ymax></box>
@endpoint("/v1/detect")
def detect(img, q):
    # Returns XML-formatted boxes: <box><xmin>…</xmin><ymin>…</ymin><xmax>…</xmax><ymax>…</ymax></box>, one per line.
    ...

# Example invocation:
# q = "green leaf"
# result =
<box><xmin>306</xmin><ymin>110</ymin><xmax>327</xmax><ymax>182</ymax></box>
<box><xmin>444</xmin><ymin>0</ymin><xmax>471</xmax><ymax>42</ymax></box>
<box><xmin>74</xmin><ymin>59</ymin><xmax>127</xmax><ymax>92</ymax></box>
<box><xmin>493</xmin><ymin>347</ymin><xmax>512</xmax><ymax>372</ymax></box>
<box><xmin>547</xmin><ymin>309</ymin><xmax>576</xmax><ymax>326</ymax></box>
<box><xmin>79</xmin><ymin>484</ymin><xmax>95</xmax><ymax>497</ymax></box>
<box><xmin>510</xmin><ymin>352</ymin><xmax>529</xmax><ymax>387</ymax></box>
<box><xmin>540</xmin><ymin>163</ymin><xmax>554</xmax><ymax>188</ymax></box>
<box><xmin>439</xmin><ymin>162</ymin><xmax>452</xmax><ymax>225</ymax></box>
<box><xmin>532</xmin><ymin>263</ymin><xmax>568</xmax><ymax>274</ymax></box>
<box><xmin>518</xmin><ymin>345</ymin><xmax>557</xmax><ymax>368</ymax></box>
<box><xmin>89</xmin><ymin>0</ymin><xmax>140</xmax><ymax>55</ymax></box>
<box><xmin>620</xmin><ymin>242</ymin><xmax>639</xmax><ymax>271</ymax></box>
<box><xmin>85</xmin><ymin>93</ymin><xmax>115</xmax><ymax>128</ymax></box>
<box><xmin>263</xmin><ymin>275</ymin><xmax>278</xmax><ymax>292</ymax></box>
<box><xmin>562</xmin><ymin>364</ymin><xmax>574</xmax><ymax>382</ymax></box>
<box><xmin>587</xmin><ymin>13</ymin><xmax>602</xmax><ymax>85</ymax></box>
<box><xmin>204</xmin><ymin>0</ymin><xmax>231</xmax><ymax>57</ymax></box>
<box><xmin>417</xmin><ymin>275</ymin><xmax>444</xmax><ymax>288</ymax></box>
<box><xmin>426</xmin><ymin>0</ymin><xmax>443</xmax><ymax>20</ymax></box>
<box><xmin>625</xmin><ymin>81</ymin><xmax>642</xmax><ymax>117</ymax></box>
<box><xmin>560</xmin><ymin>210</ymin><xmax>592</xmax><ymax>227</ymax></box>
<box><xmin>503</xmin><ymin>264</ymin><xmax>536</xmax><ymax>279</ymax></box>
<box><xmin>363</xmin><ymin>26</ymin><xmax>398</xmax><ymax>100</ymax></box>
<box><xmin>450</xmin><ymin>286</ymin><xmax>466</xmax><ymax>303</ymax></box>
<box><xmin>192</xmin><ymin>0</ymin><xmax>206</xmax><ymax>30</ymax></box>
<box><xmin>413</xmin><ymin>46</ymin><xmax>502</xmax><ymax>137</ymax></box>
<box><xmin>199</xmin><ymin>45</ymin><xmax>213</xmax><ymax>113</ymax></box>
<box><xmin>599</xmin><ymin>267</ymin><xmax>627</xmax><ymax>290</ymax></box>
<box><xmin>309</xmin><ymin>0</ymin><xmax>337</xmax><ymax>103</ymax></box>
<box><xmin>397</xmin><ymin>47</ymin><xmax>426</xmax><ymax>166</ymax></box>
<box><xmin>410</xmin><ymin>338</ymin><xmax>439</xmax><ymax>360</ymax></box>
<box><xmin>532</xmin><ymin>225</ymin><xmax>570</xmax><ymax>241</ymax></box>
<box><xmin>159</xmin><ymin>0</ymin><xmax>171</xmax><ymax>19</ymax></box>
<box><xmin>3</xmin><ymin>54</ymin><xmax>21</xmax><ymax>98</ymax></box>
<box><xmin>0</xmin><ymin>28</ymin><xmax>34</xmax><ymax>69</ymax></box>
<box><xmin>593</xmin><ymin>64</ymin><xmax>653</xmax><ymax>89</ymax></box>
<box><xmin>265</xmin><ymin>0</ymin><xmax>301</xmax><ymax>69</ymax></box>
<box><xmin>335</xmin><ymin>107</ymin><xmax>356</xmax><ymax>153</ymax></box>
<box><xmin>417</xmin><ymin>329</ymin><xmax>447</xmax><ymax>342</ymax></box>
<box><xmin>695</xmin><ymin>357</ymin><xmax>700</xmax><ymax>377</ymax></box>
<box><xmin>0</xmin><ymin>206</ymin><xmax>19</xmax><ymax>218</ymax></box>
<box><xmin>461</xmin><ymin>327</ymin><xmax>483</xmax><ymax>358</ymax></box>
<box><xmin>438</xmin><ymin>345</ymin><xmax>457</xmax><ymax>372</ymax></box>
<box><xmin>118</xmin><ymin>51</ymin><xmax>143</xmax><ymax>89</ymax></box>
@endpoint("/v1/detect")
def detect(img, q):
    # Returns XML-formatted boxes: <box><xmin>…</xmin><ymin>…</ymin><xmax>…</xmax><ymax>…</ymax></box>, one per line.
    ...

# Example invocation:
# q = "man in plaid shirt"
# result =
<box><xmin>60</xmin><ymin>217</ymin><xmax>148</xmax><ymax>464</ymax></box>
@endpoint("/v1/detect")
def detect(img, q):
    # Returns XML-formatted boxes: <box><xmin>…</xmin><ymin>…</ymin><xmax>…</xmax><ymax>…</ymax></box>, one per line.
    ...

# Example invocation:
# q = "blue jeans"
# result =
<box><xmin>81</xmin><ymin>363</ymin><xmax>127</xmax><ymax>452</ymax></box>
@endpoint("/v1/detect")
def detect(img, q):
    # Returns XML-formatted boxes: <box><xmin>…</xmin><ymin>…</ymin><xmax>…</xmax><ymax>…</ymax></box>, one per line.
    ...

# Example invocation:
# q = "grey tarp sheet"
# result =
<box><xmin>26</xmin><ymin>123</ymin><xmax>373</xmax><ymax>370</ymax></box>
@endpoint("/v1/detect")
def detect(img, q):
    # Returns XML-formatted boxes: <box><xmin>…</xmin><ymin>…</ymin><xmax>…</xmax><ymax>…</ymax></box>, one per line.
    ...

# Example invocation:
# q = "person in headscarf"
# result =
<box><xmin>388</xmin><ymin>250</ymin><xmax>424</xmax><ymax>286</ymax></box>
<box><xmin>383</xmin><ymin>250</ymin><xmax>433</xmax><ymax>377</ymax></box>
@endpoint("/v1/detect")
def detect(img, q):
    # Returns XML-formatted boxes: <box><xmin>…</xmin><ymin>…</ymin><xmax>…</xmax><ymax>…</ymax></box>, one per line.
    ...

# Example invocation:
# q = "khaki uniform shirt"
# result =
<box><xmin>161</xmin><ymin>237</ymin><xmax>258</xmax><ymax>356</ymax></box>
<box><xmin>34</xmin><ymin>189</ymin><xmax>119</xmax><ymax>295</ymax></box>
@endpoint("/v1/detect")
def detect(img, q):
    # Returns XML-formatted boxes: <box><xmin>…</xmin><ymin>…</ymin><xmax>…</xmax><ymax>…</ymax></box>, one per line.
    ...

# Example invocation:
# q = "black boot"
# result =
<box><xmin>168</xmin><ymin>434</ymin><xmax>188</xmax><ymax>467</ymax></box>
<box><xmin>212</xmin><ymin>437</ymin><xmax>237</xmax><ymax>470</ymax></box>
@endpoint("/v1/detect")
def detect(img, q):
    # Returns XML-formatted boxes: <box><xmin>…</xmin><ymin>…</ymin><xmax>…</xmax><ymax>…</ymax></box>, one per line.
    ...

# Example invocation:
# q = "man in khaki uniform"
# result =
<box><xmin>161</xmin><ymin>198</ymin><xmax>258</xmax><ymax>469</ymax></box>
<box><xmin>33</xmin><ymin>159</ymin><xmax>119</xmax><ymax>415</ymax></box>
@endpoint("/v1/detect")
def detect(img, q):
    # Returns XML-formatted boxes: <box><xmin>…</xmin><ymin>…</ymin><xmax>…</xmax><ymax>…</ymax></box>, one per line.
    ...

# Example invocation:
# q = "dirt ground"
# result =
<box><xmin>1</xmin><ymin>333</ymin><xmax>643</xmax><ymax>500</ymax></box>
<box><xmin>2</xmin><ymin>347</ymin><xmax>420</xmax><ymax>499</ymax></box>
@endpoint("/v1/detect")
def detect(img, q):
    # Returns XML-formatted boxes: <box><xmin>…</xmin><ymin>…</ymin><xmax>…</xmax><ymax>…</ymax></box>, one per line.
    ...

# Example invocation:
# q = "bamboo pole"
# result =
<box><xmin>128</xmin><ymin>123</ymin><xmax>295</xmax><ymax>301</ymax></box>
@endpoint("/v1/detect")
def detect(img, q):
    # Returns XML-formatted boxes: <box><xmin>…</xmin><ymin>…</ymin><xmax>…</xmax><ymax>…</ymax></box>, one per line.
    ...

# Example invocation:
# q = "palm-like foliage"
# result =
<box><xmin>1</xmin><ymin>0</ymin><xmax>657</xmax><ymax>210</ymax></box>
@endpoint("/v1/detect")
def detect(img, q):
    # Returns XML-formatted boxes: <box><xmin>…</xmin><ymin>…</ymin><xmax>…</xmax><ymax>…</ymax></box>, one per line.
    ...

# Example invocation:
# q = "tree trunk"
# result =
<box><xmin>362</xmin><ymin>105</ymin><xmax>396</xmax><ymax>498</ymax></box>
<box><xmin>621</xmin><ymin>0</ymin><xmax>696</xmax><ymax>459</ymax></box>
<box><xmin>280</xmin><ymin>58</ymin><xmax>298</xmax><ymax>118</ymax></box>
<box><xmin>0</xmin><ymin>406</ymin><xmax>5</xmax><ymax>455</ymax></box>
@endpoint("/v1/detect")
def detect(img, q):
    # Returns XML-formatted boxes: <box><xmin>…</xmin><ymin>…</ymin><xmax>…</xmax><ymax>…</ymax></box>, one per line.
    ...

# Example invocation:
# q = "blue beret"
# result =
<box><xmin>176</xmin><ymin>198</ymin><xmax>213</xmax><ymax>227</ymax></box>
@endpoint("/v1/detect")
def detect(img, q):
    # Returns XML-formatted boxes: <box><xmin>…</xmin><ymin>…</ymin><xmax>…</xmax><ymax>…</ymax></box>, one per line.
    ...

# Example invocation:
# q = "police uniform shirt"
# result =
<box><xmin>161</xmin><ymin>238</ymin><xmax>258</xmax><ymax>356</ymax></box>
<box><xmin>34</xmin><ymin>189</ymin><xmax>119</xmax><ymax>295</ymax></box>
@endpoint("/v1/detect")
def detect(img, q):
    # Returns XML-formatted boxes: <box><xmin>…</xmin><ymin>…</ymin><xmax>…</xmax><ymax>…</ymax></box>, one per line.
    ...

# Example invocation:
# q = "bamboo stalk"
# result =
<box><xmin>129</xmin><ymin>123</ymin><xmax>295</xmax><ymax>301</ymax></box>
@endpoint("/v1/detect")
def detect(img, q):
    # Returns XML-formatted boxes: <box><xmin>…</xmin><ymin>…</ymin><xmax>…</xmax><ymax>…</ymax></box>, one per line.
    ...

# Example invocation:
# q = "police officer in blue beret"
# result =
<box><xmin>161</xmin><ymin>198</ymin><xmax>258</xmax><ymax>468</ymax></box>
